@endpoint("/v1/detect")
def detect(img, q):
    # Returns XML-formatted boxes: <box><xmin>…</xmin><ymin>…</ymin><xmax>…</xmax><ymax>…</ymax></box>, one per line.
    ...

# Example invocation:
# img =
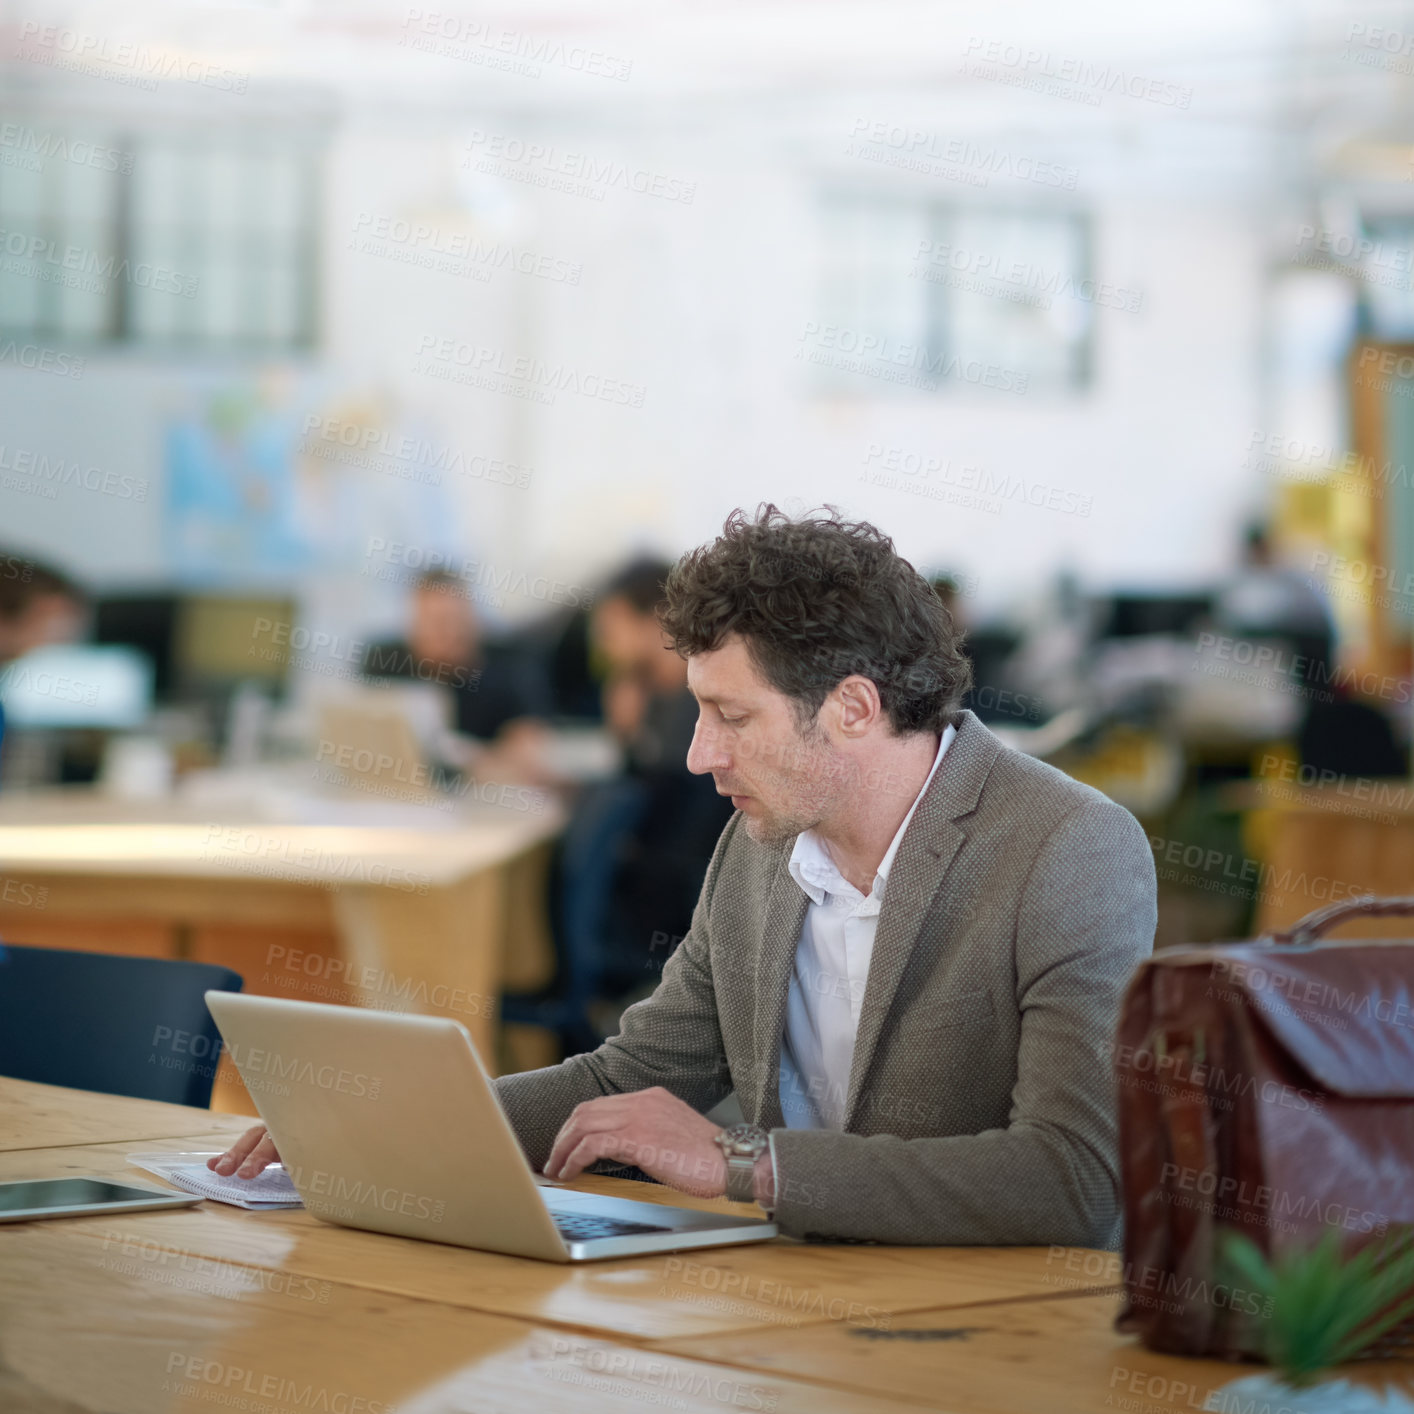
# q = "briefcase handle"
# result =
<box><xmin>1270</xmin><ymin>895</ymin><xmax>1414</xmax><ymax>947</ymax></box>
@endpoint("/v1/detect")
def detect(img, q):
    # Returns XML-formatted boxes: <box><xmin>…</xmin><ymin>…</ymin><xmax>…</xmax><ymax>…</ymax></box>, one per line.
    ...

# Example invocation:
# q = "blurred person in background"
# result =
<box><xmin>595</xmin><ymin>558</ymin><xmax>699</xmax><ymax>773</ymax></box>
<box><xmin>0</xmin><ymin>553</ymin><xmax>84</xmax><ymax>666</ymax></box>
<box><xmin>996</xmin><ymin>569</ymin><xmax>1092</xmax><ymax>727</ymax></box>
<box><xmin>1214</xmin><ymin>524</ymin><xmax>1407</xmax><ymax>776</ymax></box>
<box><xmin>543</xmin><ymin>559</ymin><xmax>733</xmax><ymax>1040</ymax></box>
<box><xmin>362</xmin><ymin>568</ymin><xmax>550</xmax><ymax>774</ymax></box>
<box><xmin>0</xmin><ymin>552</ymin><xmax>85</xmax><ymax>751</ymax></box>
<box><xmin>590</xmin><ymin>559</ymin><xmax>734</xmax><ymax>998</ymax></box>
<box><xmin>930</xmin><ymin>572</ymin><xmax>1037</xmax><ymax>729</ymax></box>
<box><xmin>1214</xmin><ymin>523</ymin><xmax>1333</xmax><ymax>689</ymax></box>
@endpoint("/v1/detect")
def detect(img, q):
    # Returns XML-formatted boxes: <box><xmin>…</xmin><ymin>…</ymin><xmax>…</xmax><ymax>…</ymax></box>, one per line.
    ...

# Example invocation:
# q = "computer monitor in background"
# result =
<box><xmin>93</xmin><ymin>592</ymin><xmax>296</xmax><ymax>703</ymax></box>
<box><xmin>93</xmin><ymin>595</ymin><xmax>179</xmax><ymax>699</ymax></box>
<box><xmin>0</xmin><ymin>644</ymin><xmax>154</xmax><ymax>729</ymax></box>
<box><xmin>959</xmin><ymin>626</ymin><xmax>1041</xmax><ymax>726</ymax></box>
<box><xmin>177</xmin><ymin>594</ymin><xmax>295</xmax><ymax>697</ymax></box>
<box><xmin>1099</xmin><ymin>593</ymin><xmax>1213</xmax><ymax>640</ymax></box>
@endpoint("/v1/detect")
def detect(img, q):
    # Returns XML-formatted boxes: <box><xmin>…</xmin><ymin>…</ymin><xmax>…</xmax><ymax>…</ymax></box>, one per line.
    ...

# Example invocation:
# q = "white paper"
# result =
<box><xmin>126</xmin><ymin>1151</ymin><xmax>303</xmax><ymax>1210</ymax></box>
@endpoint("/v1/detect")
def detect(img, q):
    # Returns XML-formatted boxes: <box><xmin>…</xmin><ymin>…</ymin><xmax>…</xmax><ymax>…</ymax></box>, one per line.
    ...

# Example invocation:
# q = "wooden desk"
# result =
<box><xmin>0</xmin><ymin>792</ymin><xmax>562</xmax><ymax>1102</ymax></box>
<box><xmin>0</xmin><ymin>1078</ymin><xmax>252</xmax><ymax>1153</ymax></box>
<box><xmin>8</xmin><ymin>1081</ymin><xmax>1406</xmax><ymax>1412</ymax></box>
<box><xmin>656</xmin><ymin>1292</ymin><xmax>1414</xmax><ymax>1414</ymax></box>
<box><xmin>0</xmin><ymin>1132</ymin><xmax>1117</xmax><ymax>1345</ymax></box>
<box><xmin>0</xmin><ymin>1223</ymin><xmax>934</xmax><ymax>1414</ymax></box>
<box><xmin>0</xmin><ymin>1079</ymin><xmax>1142</xmax><ymax>1413</ymax></box>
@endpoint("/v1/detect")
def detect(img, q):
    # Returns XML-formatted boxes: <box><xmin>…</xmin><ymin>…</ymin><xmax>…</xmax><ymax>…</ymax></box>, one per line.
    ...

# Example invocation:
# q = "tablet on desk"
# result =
<box><xmin>0</xmin><ymin>1177</ymin><xmax>204</xmax><ymax>1222</ymax></box>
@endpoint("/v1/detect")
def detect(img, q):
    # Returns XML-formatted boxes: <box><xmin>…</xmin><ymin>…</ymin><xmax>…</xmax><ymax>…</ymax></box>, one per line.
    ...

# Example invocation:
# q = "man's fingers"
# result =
<box><xmin>544</xmin><ymin>1098</ymin><xmax>630</xmax><ymax>1178</ymax></box>
<box><xmin>208</xmin><ymin>1125</ymin><xmax>280</xmax><ymax>1178</ymax></box>
<box><xmin>208</xmin><ymin>1125</ymin><xmax>268</xmax><ymax>1176</ymax></box>
<box><xmin>545</xmin><ymin>1116</ymin><xmax>592</xmax><ymax>1180</ymax></box>
<box><xmin>554</xmin><ymin>1132</ymin><xmax>619</xmax><ymax>1182</ymax></box>
<box><xmin>236</xmin><ymin>1134</ymin><xmax>281</xmax><ymax>1179</ymax></box>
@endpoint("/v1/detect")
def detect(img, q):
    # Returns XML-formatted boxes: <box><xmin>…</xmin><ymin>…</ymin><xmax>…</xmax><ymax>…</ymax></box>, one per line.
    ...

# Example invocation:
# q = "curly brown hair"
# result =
<box><xmin>659</xmin><ymin>504</ymin><xmax>971</xmax><ymax>735</ymax></box>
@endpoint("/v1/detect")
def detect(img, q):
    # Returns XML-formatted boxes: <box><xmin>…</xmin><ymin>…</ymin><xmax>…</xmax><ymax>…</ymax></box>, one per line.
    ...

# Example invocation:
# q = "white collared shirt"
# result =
<box><xmin>777</xmin><ymin>724</ymin><xmax>955</xmax><ymax>1130</ymax></box>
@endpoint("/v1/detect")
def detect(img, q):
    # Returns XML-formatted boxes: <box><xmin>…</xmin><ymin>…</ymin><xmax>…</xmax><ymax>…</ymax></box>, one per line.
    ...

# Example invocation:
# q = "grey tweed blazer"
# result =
<box><xmin>494</xmin><ymin>708</ymin><xmax>1157</xmax><ymax>1247</ymax></box>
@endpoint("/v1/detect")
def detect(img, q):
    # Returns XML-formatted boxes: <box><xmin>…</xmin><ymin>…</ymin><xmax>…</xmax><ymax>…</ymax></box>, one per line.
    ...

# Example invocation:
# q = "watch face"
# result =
<box><xmin>723</xmin><ymin>1124</ymin><xmax>766</xmax><ymax>1156</ymax></box>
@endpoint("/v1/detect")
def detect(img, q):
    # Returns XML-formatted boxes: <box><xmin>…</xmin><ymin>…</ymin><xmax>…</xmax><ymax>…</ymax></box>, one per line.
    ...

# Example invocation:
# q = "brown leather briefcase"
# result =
<box><xmin>1113</xmin><ymin>895</ymin><xmax>1414</xmax><ymax>1359</ymax></box>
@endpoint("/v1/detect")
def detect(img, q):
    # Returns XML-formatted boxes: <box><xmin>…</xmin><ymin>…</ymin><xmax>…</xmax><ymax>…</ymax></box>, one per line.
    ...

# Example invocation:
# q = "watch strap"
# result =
<box><xmin>716</xmin><ymin>1123</ymin><xmax>770</xmax><ymax>1205</ymax></box>
<box><xmin>724</xmin><ymin>1155</ymin><xmax>757</xmax><ymax>1204</ymax></box>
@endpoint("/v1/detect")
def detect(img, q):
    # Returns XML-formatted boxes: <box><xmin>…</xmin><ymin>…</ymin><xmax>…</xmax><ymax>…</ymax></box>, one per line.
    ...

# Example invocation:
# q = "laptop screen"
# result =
<box><xmin>0</xmin><ymin>644</ymin><xmax>154</xmax><ymax>729</ymax></box>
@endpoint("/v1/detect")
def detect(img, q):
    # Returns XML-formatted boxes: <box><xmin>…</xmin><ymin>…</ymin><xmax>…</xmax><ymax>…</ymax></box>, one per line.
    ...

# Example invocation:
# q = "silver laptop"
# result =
<box><xmin>205</xmin><ymin>993</ymin><xmax>776</xmax><ymax>1262</ymax></box>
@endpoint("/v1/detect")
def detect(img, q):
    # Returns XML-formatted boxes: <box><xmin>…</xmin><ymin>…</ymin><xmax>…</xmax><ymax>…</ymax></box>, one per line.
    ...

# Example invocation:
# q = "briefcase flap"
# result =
<box><xmin>1199</xmin><ymin>942</ymin><xmax>1414</xmax><ymax>1098</ymax></box>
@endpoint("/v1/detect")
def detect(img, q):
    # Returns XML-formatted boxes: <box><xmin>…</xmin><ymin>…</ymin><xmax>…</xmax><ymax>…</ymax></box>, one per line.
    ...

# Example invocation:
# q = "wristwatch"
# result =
<box><xmin>714</xmin><ymin>1122</ymin><xmax>770</xmax><ymax>1204</ymax></box>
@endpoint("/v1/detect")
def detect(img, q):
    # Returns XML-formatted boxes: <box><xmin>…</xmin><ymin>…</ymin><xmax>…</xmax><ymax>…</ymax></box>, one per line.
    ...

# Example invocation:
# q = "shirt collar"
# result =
<box><xmin>787</xmin><ymin>722</ymin><xmax>955</xmax><ymax>907</ymax></box>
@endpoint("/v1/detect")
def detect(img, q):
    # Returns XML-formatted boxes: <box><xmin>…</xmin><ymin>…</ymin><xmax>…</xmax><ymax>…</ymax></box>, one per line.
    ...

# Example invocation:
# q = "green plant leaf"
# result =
<box><xmin>1217</xmin><ymin>1226</ymin><xmax>1414</xmax><ymax>1385</ymax></box>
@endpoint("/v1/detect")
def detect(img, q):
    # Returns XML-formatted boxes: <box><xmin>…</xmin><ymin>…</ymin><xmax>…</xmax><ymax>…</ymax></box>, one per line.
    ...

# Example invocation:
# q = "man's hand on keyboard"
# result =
<box><xmin>544</xmin><ymin>1086</ymin><xmax>728</xmax><ymax>1197</ymax></box>
<box><xmin>208</xmin><ymin>1125</ymin><xmax>281</xmax><ymax>1179</ymax></box>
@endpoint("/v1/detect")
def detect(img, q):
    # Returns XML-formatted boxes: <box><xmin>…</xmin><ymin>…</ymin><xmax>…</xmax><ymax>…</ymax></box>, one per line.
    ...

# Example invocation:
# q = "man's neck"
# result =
<box><xmin>814</xmin><ymin>730</ymin><xmax>943</xmax><ymax>896</ymax></box>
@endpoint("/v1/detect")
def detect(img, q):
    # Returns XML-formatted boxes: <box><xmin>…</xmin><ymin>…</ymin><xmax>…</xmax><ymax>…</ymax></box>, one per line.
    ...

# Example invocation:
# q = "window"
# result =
<box><xmin>1356</xmin><ymin>215</ymin><xmax>1414</xmax><ymax>341</ymax></box>
<box><xmin>0</xmin><ymin>122</ymin><xmax>320</xmax><ymax>352</ymax></box>
<box><xmin>814</xmin><ymin>193</ymin><xmax>1094</xmax><ymax>395</ymax></box>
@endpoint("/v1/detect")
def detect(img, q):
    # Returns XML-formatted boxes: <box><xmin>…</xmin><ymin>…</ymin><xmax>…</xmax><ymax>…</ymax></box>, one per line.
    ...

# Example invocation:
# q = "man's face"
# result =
<box><xmin>0</xmin><ymin>592</ymin><xmax>83</xmax><ymax>662</ymax></box>
<box><xmin>685</xmin><ymin>635</ymin><xmax>846</xmax><ymax>843</ymax></box>
<box><xmin>409</xmin><ymin>588</ymin><xmax>477</xmax><ymax>667</ymax></box>
<box><xmin>592</xmin><ymin>596</ymin><xmax>654</xmax><ymax>672</ymax></box>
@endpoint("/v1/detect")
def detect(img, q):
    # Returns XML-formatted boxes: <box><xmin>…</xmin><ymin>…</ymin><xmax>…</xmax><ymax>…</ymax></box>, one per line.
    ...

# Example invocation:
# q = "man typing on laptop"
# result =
<box><xmin>213</xmin><ymin>505</ymin><xmax>1156</xmax><ymax>1247</ymax></box>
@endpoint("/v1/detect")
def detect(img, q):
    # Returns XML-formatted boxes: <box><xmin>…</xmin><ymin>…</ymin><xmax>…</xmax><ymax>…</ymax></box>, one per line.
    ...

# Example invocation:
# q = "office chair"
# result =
<box><xmin>0</xmin><ymin>943</ymin><xmax>243</xmax><ymax>1107</ymax></box>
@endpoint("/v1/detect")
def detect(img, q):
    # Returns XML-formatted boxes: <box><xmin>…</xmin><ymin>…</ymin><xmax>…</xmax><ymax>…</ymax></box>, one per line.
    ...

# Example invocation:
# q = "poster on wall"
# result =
<box><xmin>164</xmin><ymin>367</ymin><xmax>467</xmax><ymax>587</ymax></box>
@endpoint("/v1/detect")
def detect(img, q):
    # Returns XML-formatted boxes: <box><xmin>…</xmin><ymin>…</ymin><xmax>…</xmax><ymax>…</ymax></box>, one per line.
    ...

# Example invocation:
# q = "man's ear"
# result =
<box><xmin>832</xmin><ymin>675</ymin><xmax>883</xmax><ymax>737</ymax></box>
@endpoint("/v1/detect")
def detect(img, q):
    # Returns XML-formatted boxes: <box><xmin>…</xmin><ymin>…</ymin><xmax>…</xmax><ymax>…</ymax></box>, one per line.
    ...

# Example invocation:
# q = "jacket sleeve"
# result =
<box><xmin>766</xmin><ymin>797</ymin><xmax>1156</xmax><ymax>1247</ymax></box>
<box><xmin>491</xmin><ymin>814</ymin><xmax>740</xmax><ymax>1171</ymax></box>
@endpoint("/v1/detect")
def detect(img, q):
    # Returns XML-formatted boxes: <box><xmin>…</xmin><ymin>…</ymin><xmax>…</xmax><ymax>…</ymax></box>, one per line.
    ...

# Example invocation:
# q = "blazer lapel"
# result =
<box><xmin>843</xmin><ymin>711</ymin><xmax>1001</xmax><ymax>1128</ymax></box>
<box><xmin>752</xmin><ymin>846</ymin><xmax>809</xmax><ymax>1130</ymax></box>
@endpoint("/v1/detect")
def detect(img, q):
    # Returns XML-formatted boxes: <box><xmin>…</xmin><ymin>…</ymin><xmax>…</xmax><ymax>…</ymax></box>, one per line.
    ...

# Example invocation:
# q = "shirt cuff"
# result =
<box><xmin>756</xmin><ymin>1131</ymin><xmax>779</xmax><ymax>1213</ymax></box>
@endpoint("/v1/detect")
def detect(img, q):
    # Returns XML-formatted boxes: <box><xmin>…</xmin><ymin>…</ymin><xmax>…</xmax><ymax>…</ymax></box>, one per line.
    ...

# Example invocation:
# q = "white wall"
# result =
<box><xmin>0</xmin><ymin>74</ymin><xmax>1304</xmax><ymax>647</ymax></box>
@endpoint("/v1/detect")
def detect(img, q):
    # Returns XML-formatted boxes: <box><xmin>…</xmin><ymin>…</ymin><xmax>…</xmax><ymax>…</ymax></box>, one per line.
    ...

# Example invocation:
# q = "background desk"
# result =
<box><xmin>0</xmin><ymin>790</ymin><xmax>563</xmax><ymax>1107</ymax></box>
<box><xmin>4</xmin><ymin>1079</ymin><xmax>1409</xmax><ymax>1413</ymax></box>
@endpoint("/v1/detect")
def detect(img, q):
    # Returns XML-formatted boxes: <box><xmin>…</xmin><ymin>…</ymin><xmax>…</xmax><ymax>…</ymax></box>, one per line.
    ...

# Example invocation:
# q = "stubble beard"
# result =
<box><xmin>736</xmin><ymin>725</ymin><xmax>848</xmax><ymax>845</ymax></box>
<box><xmin>741</xmin><ymin>805</ymin><xmax>816</xmax><ymax>845</ymax></box>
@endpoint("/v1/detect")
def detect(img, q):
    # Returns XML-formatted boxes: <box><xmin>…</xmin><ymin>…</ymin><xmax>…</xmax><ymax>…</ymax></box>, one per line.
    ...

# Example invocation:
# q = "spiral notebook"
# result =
<box><xmin>125</xmin><ymin>1152</ymin><xmax>304</xmax><ymax>1210</ymax></box>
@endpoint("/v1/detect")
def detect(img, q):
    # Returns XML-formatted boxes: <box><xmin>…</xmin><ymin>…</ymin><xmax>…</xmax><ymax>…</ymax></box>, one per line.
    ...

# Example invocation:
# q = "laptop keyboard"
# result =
<box><xmin>552</xmin><ymin>1212</ymin><xmax>672</xmax><ymax>1242</ymax></box>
